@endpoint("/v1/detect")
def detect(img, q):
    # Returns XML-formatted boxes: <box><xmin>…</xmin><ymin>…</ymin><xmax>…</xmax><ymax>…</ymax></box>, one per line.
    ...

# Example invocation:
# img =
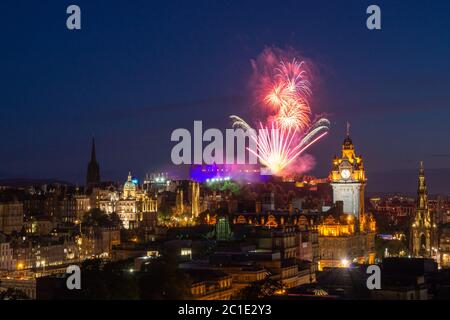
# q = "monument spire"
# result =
<box><xmin>411</xmin><ymin>161</ymin><xmax>433</xmax><ymax>257</ymax></box>
<box><xmin>417</xmin><ymin>160</ymin><xmax>427</xmax><ymax>208</ymax></box>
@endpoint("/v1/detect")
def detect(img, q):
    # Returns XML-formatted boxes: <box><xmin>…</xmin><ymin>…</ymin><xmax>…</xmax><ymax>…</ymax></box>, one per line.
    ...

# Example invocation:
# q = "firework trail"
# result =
<box><xmin>229</xmin><ymin>115</ymin><xmax>329</xmax><ymax>175</ymax></box>
<box><xmin>230</xmin><ymin>115</ymin><xmax>252</xmax><ymax>131</ymax></box>
<box><xmin>254</xmin><ymin>49</ymin><xmax>312</xmax><ymax>132</ymax></box>
<box><xmin>299</xmin><ymin>118</ymin><xmax>330</xmax><ymax>148</ymax></box>
<box><xmin>275</xmin><ymin>99</ymin><xmax>311</xmax><ymax>131</ymax></box>
<box><xmin>246</xmin><ymin>122</ymin><xmax>328</xmax><ymax>175</ymax></box>
<box><xmin>230</xmin><ymin>47</ymin><xmax>330</xmax><ymax>176</ymax></box>
<box><xmin>249</xmin><ymin>123</ymin><xmax>298</xmax><ymax>175</ymax></box>
<box><xmin>265</xmin><ymin>59</ymin><xmax>311</xmax><ymax>110</ymax></box>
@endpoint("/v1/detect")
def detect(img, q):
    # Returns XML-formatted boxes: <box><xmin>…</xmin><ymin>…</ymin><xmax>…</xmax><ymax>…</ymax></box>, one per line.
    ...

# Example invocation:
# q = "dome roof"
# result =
<box><xmin>124</xmin><ymin>172</ymin><xmax>137</xmax><ymax>190</ymax></box>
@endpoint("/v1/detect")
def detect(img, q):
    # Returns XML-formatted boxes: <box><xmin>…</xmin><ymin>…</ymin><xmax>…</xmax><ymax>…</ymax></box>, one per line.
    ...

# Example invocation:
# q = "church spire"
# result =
<box><xmin>86</xmin><ymin>137</ymin><xmax>100</xmax><ymax>188</ymax></box>
<box><xmin>91</xmin><ymin>137</ymin><xmax>97</xmax><ymax>162</ymax></box>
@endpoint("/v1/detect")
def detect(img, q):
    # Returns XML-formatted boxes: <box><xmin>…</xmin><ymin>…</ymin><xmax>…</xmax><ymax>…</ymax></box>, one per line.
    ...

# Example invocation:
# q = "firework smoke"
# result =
<box><xmin>251</xmin><ymin>47</ymin><xmax>313</xmax><ymax>132</ymax></box>
<box><xmin>231</xmin><ymin>47</ymin><xmax>329</xmax><ymax>176</ymax></box>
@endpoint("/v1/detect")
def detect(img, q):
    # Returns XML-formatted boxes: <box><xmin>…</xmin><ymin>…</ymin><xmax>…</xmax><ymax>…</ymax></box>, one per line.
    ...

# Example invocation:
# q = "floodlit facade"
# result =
<box><xmin>318</xmin><ymin>127</ymin><xmax>376</xmax><ymax>269</ymax></box>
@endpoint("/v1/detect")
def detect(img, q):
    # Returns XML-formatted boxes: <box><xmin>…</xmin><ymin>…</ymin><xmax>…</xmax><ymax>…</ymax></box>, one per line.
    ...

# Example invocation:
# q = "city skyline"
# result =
<box><xmin>2</xmin><ymin>0</ymin><xmax>450</xmax><ymax>305</ymax></box>
<box><xmin>1</xmin><ymin>131</ymin><xmax>449</xmax><ymax>195</ymax></box>
<box><xmin>1</xmin><ymin>0</ymin><xmax>450</xmax><ymax>192</ymax></box>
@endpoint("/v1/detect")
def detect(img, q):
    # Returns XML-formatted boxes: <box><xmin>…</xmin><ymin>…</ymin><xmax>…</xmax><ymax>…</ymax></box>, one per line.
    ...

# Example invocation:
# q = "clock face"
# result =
<box><xmin>340</xmin><ymin>169</ymin><xmax>351</xmax><ymax>179</ymax></box>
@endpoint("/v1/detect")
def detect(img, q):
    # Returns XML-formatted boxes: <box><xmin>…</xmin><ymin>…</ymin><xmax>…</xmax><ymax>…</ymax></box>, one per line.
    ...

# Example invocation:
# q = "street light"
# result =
<box><xmin>341</xmin><ymin>258</ymin><xmax>350</xmax><ymax>268</ymax></box>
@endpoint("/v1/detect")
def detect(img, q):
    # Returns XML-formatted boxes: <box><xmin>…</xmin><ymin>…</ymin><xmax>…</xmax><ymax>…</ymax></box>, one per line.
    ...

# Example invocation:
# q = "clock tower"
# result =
<box><xmin>330</xmin><ymin>123</ymin><xmax>366</xmax><ymax>218</ymax></box>
<box><xmin>318</xmin><ymin>124</ymin><xmax>376</xmax><ymax>269</ymax></box>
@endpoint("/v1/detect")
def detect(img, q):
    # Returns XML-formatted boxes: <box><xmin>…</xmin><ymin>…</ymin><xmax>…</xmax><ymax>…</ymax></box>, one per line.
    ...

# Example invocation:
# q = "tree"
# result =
<box><xmin>157</xmin><ymin>202</ymin><xmax>172</xmax><ymax>222</ymax></box>
<box><xmin>42</xmin><ymin>256</ymin><xmax>191</xmax><ymax>300</ymax></box>
<box><xmin>58</xmin><ymin>258</ymin><xmax>139</xmax><ymax>300</ymax></box>
<box><xmin>0</xmin><ymin>288</ymin><xmax>30</xmax><ymax>300</ymax></box>
<box><xmin>109</xmin><ymin>212</ymin><xmax>123</xmax><ymax>228</ymax></box>
<box><xmin>82</xmin><ymin>208</ymin><xmax>122</xmax><ymax>228</ymax></box>
<box><xmin>139</xmin><ymin>256</ymin><xmax>191</xmax><ymax>300</ymax></box>
<box><xmin>207</xmin><ymin>181</ymin><xmax>240</xmax><ymax>194</ymax></box>
<box><xmin>375</xmin><ymin>237</ymin><xmax>408</xmax><ymax>258</ymax></box>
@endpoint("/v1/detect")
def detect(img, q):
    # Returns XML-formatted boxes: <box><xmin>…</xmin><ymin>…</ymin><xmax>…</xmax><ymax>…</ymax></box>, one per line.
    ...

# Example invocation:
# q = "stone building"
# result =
<box><xmin>98</xmin><ymin>172</ymin><xmax>157</xmax><ymax>229</ymax></box>
<box><xmin>438</xmin><ymin>223</ymin><xmax>450</xmax><ymax>268</ymax></box>
<box><xmin>0</xmin><ymin>234</ymin><xmax>15</xmax><ymax>270</ymax></box>
<box><xmin>318</xmin><ymin>125</ymin><xmax>376</xmax><ymax>269</ymax></box>
<box><xmin>0</xmin><ymin>199</ymin><xmax>24</xmax><ymax>235</ymax></box>
<box><xmin>411</xmin><ymin>162</ymin><xmax>437</xmax><ymax>258</ymax></box>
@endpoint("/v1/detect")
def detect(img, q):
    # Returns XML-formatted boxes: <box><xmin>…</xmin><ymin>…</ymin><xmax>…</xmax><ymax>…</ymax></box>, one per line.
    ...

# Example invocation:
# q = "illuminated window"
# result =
<box><xmin>180</xmin><ymin>248</ymin><xmax>192</xmax><ymax>257</ymax></box>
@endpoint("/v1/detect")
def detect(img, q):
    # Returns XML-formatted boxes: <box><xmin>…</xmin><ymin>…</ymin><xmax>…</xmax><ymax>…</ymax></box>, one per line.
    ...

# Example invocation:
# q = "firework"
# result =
<box><xmin>247</xmin><ymin>123</ymin><xmax>297</xmax><ymax>175</ymax></box>
<box><xmin>229</xmin><ymin>115</ymin><xmax>329</xmax><ymax>175</ymax></box>
<box><xmin>230</xmin><ymin>115</ymin><xmax>252</xmax><ymax>131</ymax></box>
<box><xmin>275</xmin><ymin>99</ymin><xmax>311</xmax><ymax>131</ymax></box>
<box><xmin>229</xmin><ymin>47</ymin><xmax>330</xmax><ymax>176</ymax></box>
<box><xmin>275</xmin><ymin>59</ymin><xmax>311</xmax><ymax>102</ymax></box>
<box><xmin>264</xmin><ymin>82</ymin><xmax>287</xmax><ymax>109</ymax></box>
<box><xmin>299</xmin><ymin>118</ymin><xmax>330</xmax><ymax>148</ymax></box>
<box><xmin>256</xmin><ymin>54</ymin><xmax>312</xmax><ymax>131</ymax></box>
<box><xmin>246</xmin><ymin>122</ymin><xmax>328</xmax><ymax>175</ymax></box>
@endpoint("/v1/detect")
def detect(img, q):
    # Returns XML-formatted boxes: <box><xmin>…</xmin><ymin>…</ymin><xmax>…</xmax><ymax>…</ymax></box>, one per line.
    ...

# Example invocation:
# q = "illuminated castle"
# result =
<box><xmin>318</xmin><ymin>124</ymin><xmax>376</xmax><ymax>269</ymax></box>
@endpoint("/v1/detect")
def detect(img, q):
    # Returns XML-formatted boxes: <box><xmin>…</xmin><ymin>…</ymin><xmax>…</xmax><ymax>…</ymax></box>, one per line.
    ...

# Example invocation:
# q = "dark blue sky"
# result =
<box><xmin>1</xmin><ymin>0</ymin><xmax>450</xmax><ymax>193</ymax></box>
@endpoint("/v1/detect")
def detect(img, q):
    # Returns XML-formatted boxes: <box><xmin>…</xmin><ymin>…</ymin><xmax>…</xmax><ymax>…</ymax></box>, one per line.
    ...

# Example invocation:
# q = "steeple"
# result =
<box><xmin>86</xmin><ymin>137</ymin><xmax>101</xmax><ymax>188</ymax></box>
<box><xmin>417</xmin><ymin>160</ymin><xmax>427</xmax><ymax>210</ymax></box>
<box><xmin>91</xmin><ymin>137</ymin><xmax>97</xmax><ymax>163</ymax></box>
<box><xmin>411</xmin><ymin>161</ymin><xmax>433</xmax><ymax>257</ymax></box>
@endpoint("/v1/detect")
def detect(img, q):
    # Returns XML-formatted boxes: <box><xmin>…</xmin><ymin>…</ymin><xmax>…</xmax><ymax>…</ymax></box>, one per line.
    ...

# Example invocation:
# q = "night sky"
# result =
<box><xmin>1</xmin><ymin>0</ymin><xmax>450</xmax><ymax>193</ymax></box>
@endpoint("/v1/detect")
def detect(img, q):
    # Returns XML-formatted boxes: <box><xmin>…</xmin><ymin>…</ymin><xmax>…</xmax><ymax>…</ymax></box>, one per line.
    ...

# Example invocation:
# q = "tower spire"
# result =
<box><xmin>411</xmin><ymin>160</ymin><xmax>432</xmax><ymax>257</ymax></box>
<box><xmin>342</xmin><ymin>122</ymin><xmax>354</xmax><ymax>151</ymax></box>
<box><xmin>418</xmin><ymin>160</ymin><xmax>427</xmax><ymax>207</ymax></box>
<box><xmin>86</xmin><ymin>137</ymin><xmax>100</xmax><ymax>188</ymax></box>
<box><xmin>91</xmin><ymin>137</ymin><xmax>97</xmax><ymax>162</ymax></box>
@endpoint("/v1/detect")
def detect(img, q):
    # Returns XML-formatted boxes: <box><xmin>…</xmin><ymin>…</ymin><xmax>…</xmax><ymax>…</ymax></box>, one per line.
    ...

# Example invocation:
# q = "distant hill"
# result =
<box><xmin>367</xmin><ymin>168</ymin><xmax>450</xmax><ymax>195</ymax></box>
<box><xmin>0</xmin><ymin>178</ymin><xmax>74</xmax><ymax>188</ymax></box>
